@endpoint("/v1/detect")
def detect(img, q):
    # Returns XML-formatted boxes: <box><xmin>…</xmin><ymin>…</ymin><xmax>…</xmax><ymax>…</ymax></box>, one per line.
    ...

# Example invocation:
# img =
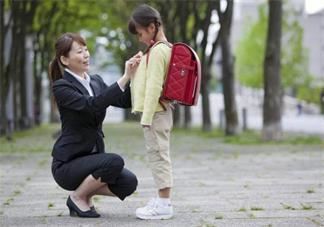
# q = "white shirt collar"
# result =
<box><xmin>65</xmin><ymin>68</ymin><xmax>93</xmax><ymax>96</ymax></box>
<box><xmin>65</xmin><ymin>68</ymin><xmax>90</xmax><ymax>83</ymax></box>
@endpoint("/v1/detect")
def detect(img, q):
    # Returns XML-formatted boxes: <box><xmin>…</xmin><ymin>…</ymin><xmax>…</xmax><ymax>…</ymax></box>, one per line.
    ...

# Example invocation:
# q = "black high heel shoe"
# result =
<box><xmin>90</xmin><ymin>206</ymin><xmax>100</xmax><ymax>216</ymax></box>
<box><xmin>66</xmin><ymin>196</ymin><xmax>100</xmax><ymax>218</ymax></box>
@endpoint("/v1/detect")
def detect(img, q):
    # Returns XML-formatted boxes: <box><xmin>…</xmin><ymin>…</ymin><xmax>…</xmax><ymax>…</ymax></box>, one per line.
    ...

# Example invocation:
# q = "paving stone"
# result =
<box><xmin>0</xmin><ymin>141</ymin><xmax>323</xmax><ymax>226</ymax></box>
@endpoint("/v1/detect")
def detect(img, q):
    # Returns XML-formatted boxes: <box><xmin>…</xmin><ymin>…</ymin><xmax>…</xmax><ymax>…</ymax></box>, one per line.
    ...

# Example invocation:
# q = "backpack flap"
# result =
<box><xmin>162</xmin><ymin>43</ymin><xmax>201</xmax><ymax>106</ymax></box>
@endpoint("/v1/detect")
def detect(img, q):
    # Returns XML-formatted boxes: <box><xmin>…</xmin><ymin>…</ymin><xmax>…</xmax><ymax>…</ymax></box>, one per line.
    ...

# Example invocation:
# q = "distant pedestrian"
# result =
<box><xmin>320</xmin><ymin>88</ymin><xmax>324</xmax><ymax>114</ymax></box>
<box><xmin>297</xmin><ymin>102</ymin><xmax>302</xmax><ymax>115</ymax></box>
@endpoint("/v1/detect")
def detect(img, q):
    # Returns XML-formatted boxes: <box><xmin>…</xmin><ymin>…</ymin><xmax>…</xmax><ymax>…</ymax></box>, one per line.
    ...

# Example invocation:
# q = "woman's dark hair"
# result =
<box><xmin>128</xmin><ymin>4</ymin><xmax>162</xmax><ymax>42</ymax></box>
<box><xmin>49</xmin><ymin>33</ymin><xmax>86</xmax><ymax>82</ymax></box>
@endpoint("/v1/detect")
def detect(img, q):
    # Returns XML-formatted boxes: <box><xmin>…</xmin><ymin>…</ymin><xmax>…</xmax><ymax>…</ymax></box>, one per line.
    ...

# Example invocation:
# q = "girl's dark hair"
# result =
<box><xmin>49</xmin><ymin>33</ymin><xmax>86</xmax><ymax>82</ymax></box>
<box><xmin>128</xmin><ymin>4</ymin><xmax>162</xmax><ymax>41</ymax></box>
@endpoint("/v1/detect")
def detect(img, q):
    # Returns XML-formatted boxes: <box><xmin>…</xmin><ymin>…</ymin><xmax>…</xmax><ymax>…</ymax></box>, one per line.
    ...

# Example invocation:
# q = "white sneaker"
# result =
<box><xmin>136</xmin><ymin>198</ymin><xmax>173</xmax><ymax>220</ymax></box>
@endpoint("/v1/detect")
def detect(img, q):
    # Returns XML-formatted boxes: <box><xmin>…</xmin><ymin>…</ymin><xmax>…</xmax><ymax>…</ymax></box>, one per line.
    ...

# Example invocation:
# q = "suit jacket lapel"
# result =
<box><xmin>63</xmin><ymin>70</ymin><xmax>90</xmax><ymax>96</ymax></box>
<box><xmin>90</xmin><ymin>77</ymin><xmax>100</xmax><ymax>97</ymax></box>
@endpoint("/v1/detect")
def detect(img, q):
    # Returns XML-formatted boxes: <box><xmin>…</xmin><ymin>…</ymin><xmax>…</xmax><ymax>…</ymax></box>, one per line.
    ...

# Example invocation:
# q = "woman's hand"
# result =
<box><xmin>124</xmin><ymin>51</ymin><xmax>142</xmax><ymax>79</ymax></box>
<box><xmin>117</xmin><ymin>51</ymin><xmax>142</xmax><ymax>90</ymax></box>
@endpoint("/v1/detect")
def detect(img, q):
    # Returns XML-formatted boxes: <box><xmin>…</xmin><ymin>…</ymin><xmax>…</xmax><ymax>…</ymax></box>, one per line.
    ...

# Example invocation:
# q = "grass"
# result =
<box><xmin>3</xmin><ymin>198</ymin><xmax>13</xmax><ymax>206</ymax></box>
<box><xmin>306</xmin><ymin>189</ymin><xmax>315</xmax><ymax>193</ymax></box>
<box><xmin>174</xmin><ymin>127</ymin><xmax>324</xmax><ymax>145</ymax></box>
<box><xmin>280</xmin><ymin>203</ymin><xmax>296</xmax><ymax>210</ymax></box>
<box><xmin>0</xmin><ymin>122</ymin><xmax>322</xmax><ymax>155</ymax></box>
<box><xmin>247</xmin><ymin>212</ymin><xmax>256</xmax><ymax>218</ymax></box>
<box><xmin>200</xmin><ymin>222</ymin><xmax>216</xmax><ymax>227</ymax></box>
<box><xmin>300</xmin><ymin>203</ymin><xmax>313</xmax><ymax>210</ymax></box>
<box><xmin>0</xmin><ymin>124</ymin><xmax>59</xmax><ymax>153</ymax></box>
<box><xmin>13</xmin><ymin>190</ymin><xmax>21</xmax><ymax>196</ymax></box>
<box><xmin>250</xmin><ymin>206</ymin><xmax>264</xmax><ymax>211</ymax></box>
<box><xmin>192</xmin><ymin>208</ymin><xmax>200</xmax><ymax>213</ymax></box>
<box><xmin>214</xmin><ymin>214</ymin><xmax>223</xmax><ymax>219</ymax></box>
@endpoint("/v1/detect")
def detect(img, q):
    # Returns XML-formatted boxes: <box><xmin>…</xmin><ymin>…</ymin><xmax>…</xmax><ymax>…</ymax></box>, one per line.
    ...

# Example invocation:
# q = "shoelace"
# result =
<box><xmin>145</xmin><ymin>198</ymin><xmax>170</xmax><ymax>215</ymax></box>
<box><xmin>146</xmin><ymin>203</ymin><xmax>161</xmax><ymax>215</ymax></box>
<box><xmin>146</xmin><ymin>198</ymin><xmax>158</xmax><ymax>209</ymax></box>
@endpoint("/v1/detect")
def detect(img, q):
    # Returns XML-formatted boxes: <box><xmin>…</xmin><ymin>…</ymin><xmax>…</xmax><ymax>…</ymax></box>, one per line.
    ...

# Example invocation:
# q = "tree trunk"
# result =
<box><xmin>262</xmin><ymin>0</ymin><xmax>283</xmax><ymax>141</ymax></box>
<box><xmin>33</xmin><ymin>48</ymin><xmax>41</xmax><ymax>125</ymax></box>
<box><xmin>218</xmin><ymin>0</ymin><xmax>239</xmax><ymax>135</ymax></box>
<box><xmin>20</xmin><ymin>1</ymin><xmax>37</xmax><ymax>129</ymax></box>
<box><xmin>0</xmin><ymin>0</ymin><xmax>5</xmax><ymax>135</ymax></box>
<box><xmin>184</xmin><ymin>106</ymin><xmax>191</xmax><ymax>129</ymax></box>
<box><xmin>173</xmin><ymin>105</ymin><xmax>181</xmax><ymax>128</ymax></box>
<box><xmin>13</xmin><ymin>26</ymin><xmax>20</xmax><ymax>131</ymax></box>
<box><xmin>201</xmin><ymin>65</ymin><xmax>211</xmax><ymax>131</ymax></box>
<box><xmin>5</xmin><ymin>1</ymin><xmax>21</xmax><ymax>138</ymax></box>
<box><xmin>18</xmin><ymin>6</ymin><xmax>28</xmax><ymax>129</ymax></box>
<box><xmin>0</xmin><ymin>2</ymin><xmax>13</xmax><ymax>137</ymax></box>
<box><xmin>200</xmin><ymin>2</ymin><xmax>213</xmax><ymax>131</ymax></box>
<box><xmin>124</xmin><ymin>109</ymin><xmax>140</xmax><ymax>121</ymax></box>
<box><xmin>179</xmin><ymin>1</ymin><xmax>192</xmax><ymax>128</ymax></box>
<box><xmin>221</xmin><ymin>38</ymin><xmax>239</xmax><ymax>135</ymax></box>
<box><xmin>24</xmin><ymin>35</ymin><xmax>34</xmax><ymax>128</ymax></box>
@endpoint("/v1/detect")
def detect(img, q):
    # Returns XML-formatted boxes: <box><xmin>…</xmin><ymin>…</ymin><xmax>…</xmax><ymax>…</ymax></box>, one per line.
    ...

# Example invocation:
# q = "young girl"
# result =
<box><xmin>128</xmin><ymin>4</ymin><xmax>174</xmax><ymax>220</ymax></box>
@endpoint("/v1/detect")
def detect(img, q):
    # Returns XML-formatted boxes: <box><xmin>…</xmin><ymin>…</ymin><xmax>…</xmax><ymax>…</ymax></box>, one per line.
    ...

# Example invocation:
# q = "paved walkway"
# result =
<box><xmin>0</xmin><ymin>128</ymin><xmax>323</xmax><ymax>226</ymax></box>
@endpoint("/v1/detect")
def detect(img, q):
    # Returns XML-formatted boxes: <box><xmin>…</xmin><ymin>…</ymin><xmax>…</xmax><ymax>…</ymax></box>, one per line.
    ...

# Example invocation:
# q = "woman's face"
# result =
<box><xmin>135</xmin><ymin>24</ymin><xmax>155</xmax><ymax>46</ymax></box>
<box><xmin>61</xmin><ymin>41</ymin><xmax>90</xmax><ymax>75</ymax></box>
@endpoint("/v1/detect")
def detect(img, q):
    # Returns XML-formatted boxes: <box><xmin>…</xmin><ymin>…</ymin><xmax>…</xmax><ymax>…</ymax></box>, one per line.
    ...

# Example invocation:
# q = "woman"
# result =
<box><xmin>49</xmin><ymin>32</ymin><xmax>141</xmax><ymax>218</ymax></box>
<box><xmin>128</xmin><ymin>4</ymin><xmax>174</xmax><ymax>220</ymax></box>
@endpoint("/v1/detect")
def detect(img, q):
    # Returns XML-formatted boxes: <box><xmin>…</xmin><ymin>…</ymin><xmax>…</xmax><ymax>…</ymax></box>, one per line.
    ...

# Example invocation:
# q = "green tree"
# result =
<box><xmin>1</xmin><ymin>0</ymin><xmax>223</xmax><ymax>137</ymax></box>
<box><xmin>235</xmin><ymin>3</ymin><xmax>310</xmax><ymax>94</ymax></box>
<box><xmin>0</xmin><ymin>0</ymin><xmax>115</xmax><ymax>137</ymax></box>
<box><xmin>235</xmin><ymin>5</ymin><xmax>267</xmax><ymax>88</ymax></box>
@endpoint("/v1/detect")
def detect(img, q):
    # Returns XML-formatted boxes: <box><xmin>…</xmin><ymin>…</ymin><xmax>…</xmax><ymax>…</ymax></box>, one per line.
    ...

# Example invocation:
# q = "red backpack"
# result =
<box><xmin>147</xmin><ymin>42</ymin><xmax>201</xmax><ymax>106</ymax></box>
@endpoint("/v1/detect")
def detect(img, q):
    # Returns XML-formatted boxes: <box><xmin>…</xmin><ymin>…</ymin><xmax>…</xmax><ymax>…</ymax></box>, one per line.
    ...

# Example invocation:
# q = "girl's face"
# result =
<box><xmin>135</xmin><ymin>24</ymin><xmax>155</xmax><ymax>46</ymax></box>
<box><xmin>60</xmin><ymin>41</ymin><xmax>90</xmax><ymax>75</ymax></box>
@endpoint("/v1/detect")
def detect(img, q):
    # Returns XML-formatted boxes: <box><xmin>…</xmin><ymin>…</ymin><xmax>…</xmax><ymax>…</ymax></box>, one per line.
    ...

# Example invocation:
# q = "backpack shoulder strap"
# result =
<box><xmin>145</xmin><ymin>41</ymin><xmax>173</xmax><ymax>110</ymax></box>
<box><xmin>146</xmin><ymin>41</ymin><xmax>172</xmax><ymax>66</ymax></box>
<box><xmin>153</xmin><ymin>40</ymin><xmax>172</xmax><ymax>48</ymax></box>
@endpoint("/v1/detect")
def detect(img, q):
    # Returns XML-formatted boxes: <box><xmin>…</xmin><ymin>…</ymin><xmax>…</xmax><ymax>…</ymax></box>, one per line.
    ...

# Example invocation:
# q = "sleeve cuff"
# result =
<box><xmin>140</xmin><ymin>115</ymin><xmax>153</xmax><ymax>126</ymax></box>
<box><xmin>117</xmin><ymin>81</ymin><xmax>125</xmax><ymax>92</ymax></box>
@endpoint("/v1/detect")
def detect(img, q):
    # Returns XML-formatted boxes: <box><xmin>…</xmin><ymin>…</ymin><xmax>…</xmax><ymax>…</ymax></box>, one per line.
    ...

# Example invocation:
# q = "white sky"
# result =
<box><xmin>234</xmin><ymin>0</ymin><xmax>324</xmax><ymax>14</ymax></box>
<box><xmin>305</xmin><ymin>0</ymin><xmax>324</xmax><ymax>14</ymax></box>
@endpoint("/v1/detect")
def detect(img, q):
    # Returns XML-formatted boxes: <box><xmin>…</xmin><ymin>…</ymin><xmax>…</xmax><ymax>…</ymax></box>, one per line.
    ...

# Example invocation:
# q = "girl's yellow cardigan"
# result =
<box><xmin>131</xmin><ymin>43</ymin><xmax>171</xmax><ymax>126</ymax></box>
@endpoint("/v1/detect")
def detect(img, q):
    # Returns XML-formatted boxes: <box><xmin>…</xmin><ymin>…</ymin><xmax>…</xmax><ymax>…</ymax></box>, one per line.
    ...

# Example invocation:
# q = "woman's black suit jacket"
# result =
<box><xmin>52</xmin><ymin>71</ymin><xmax>131</xmax><ymax>162</ymax></box>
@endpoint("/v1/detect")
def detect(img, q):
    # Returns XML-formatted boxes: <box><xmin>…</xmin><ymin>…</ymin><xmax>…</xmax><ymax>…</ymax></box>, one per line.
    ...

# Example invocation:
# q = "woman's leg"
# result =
<box><xmin>87</xmin><ymin>168</ymin><xmax>138</xmax><ymax>202</ymax></box>
<box><xmin>53</xmin><ymin>153</ymin><xmax>125</xmax><ymax>211</ymax></box>
<box><xmin>71</xmin><ymin>175</ymin><xmax>106</xmax><ymax>211</ymax></box>
<box><xmin>86</xmin><ymin>184</ymin><xmax>115</xmax><ymax>206</ymax></box>
<box><xmin>72</xmin><ymin>167</ymin><xmax>138</xmax><ymax>209</ymax></box>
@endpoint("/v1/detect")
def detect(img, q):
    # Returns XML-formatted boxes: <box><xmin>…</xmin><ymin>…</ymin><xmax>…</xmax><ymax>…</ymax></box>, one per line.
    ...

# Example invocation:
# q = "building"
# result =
<box><xmin>231</xmin><ymin>0</ymin><xmax>323</xmax><ymax>85</ymax></box>
<box><xmin>303</xmin><ymin>9</ymin><xmax>324</xmax><ymax>85</ymax></box>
